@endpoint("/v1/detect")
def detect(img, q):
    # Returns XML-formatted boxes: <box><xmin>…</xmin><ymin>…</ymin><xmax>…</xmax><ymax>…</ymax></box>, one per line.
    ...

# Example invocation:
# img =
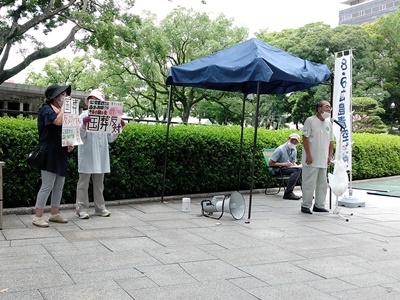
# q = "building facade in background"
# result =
<box><xmin>339</xmin><ymin>0</ymin><xmax>399</xmax><ymax>25</ymax></box>
<box><xmin>0</xmin><ymin>82</ymin><xmax>86</xmax><ymax>118</ymax></box>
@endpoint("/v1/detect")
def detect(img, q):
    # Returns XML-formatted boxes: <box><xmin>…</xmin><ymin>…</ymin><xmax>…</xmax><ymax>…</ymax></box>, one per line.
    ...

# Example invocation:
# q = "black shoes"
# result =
<box><xmin>301</xmin><ymin>207</ymin><xmax>313</xmax><ymax>214</ymax></box>
<box><xmin>313</xmin><ymin>205</ymin><xmax>329</xmax><ymax>213</ymax></box>
<box><xmin>283</xmin><ymin>192</ymin><xmax>301</xmax><ymax>200</ymax></box>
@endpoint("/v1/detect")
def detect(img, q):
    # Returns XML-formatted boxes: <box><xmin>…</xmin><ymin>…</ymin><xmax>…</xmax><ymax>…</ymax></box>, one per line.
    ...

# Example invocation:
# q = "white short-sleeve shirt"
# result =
<box><xmin>301</xmin><ymin>115</ymin><xmax>333</xmax><ymax>168</ymax></box>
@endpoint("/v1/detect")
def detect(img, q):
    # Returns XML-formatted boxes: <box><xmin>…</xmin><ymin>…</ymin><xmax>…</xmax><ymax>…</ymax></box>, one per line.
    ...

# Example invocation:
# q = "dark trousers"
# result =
<box><xmin>280</xmin><ymin>167</ymin><xmax>302</xmax><ymax>194</ymax></box>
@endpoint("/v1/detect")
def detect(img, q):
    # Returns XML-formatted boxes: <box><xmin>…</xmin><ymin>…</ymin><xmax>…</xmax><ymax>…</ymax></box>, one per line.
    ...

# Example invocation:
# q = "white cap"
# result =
<box><xmin>85</xmin><ymin>89</ymin><xmax>105</xmax><ymax>105</ymax></box>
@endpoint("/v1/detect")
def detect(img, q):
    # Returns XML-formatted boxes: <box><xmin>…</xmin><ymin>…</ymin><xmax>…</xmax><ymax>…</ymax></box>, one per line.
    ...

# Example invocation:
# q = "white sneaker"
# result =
<box><xmin>95</xmin><ymin>209</ymin><xmax>111</xmax><ymax>217</ymax></box>
<box><xmin>77</xmin><ymin>211</ymin><xmax>90</xmax><ymax>219</ymax></box>
<box><xmin>48</xmin><ymin>213</ymin><xmax>68</xmax><ymax>223</ymax></box>
<box><xmin>32</xmin><ymin>216</ymin><xmax>49</xmax><ymax>228</ymax></box>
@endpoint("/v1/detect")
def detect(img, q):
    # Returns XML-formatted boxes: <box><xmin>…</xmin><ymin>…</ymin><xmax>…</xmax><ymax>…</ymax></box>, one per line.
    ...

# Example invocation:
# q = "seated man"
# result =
<box><xmin>269</xmin><ymin>133</ymin><xmax>302</xmax><ymax>200</ymax></box>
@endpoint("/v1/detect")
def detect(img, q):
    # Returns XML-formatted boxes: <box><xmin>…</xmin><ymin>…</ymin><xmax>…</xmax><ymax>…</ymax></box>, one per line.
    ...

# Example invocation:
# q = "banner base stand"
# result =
<box><xmin>338</xmin><ymin>195</ymin><xmax>365</xmax><ymax>208</ymax></box>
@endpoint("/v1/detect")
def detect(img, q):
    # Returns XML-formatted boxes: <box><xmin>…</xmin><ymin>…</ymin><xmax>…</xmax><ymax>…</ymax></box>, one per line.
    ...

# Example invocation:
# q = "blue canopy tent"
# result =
<box><xmin>164</xmin><ymin>38</ymin><xmax>331</xmax><ymax>220</ymax></box>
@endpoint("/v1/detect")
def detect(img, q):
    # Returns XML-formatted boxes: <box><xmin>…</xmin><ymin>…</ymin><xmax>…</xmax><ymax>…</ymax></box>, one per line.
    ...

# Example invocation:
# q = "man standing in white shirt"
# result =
<box><xmin>301</xmin><ymin>100</ymin><xmax>334</xmax><ymax>214</ymax></box>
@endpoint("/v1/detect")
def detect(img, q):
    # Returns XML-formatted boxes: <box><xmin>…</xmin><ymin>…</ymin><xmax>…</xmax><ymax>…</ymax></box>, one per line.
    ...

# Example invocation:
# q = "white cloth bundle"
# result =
<box><xmin>328</xmin><ymin>159</ymin><xmax>349</xmax><ymax>197</ymax></box>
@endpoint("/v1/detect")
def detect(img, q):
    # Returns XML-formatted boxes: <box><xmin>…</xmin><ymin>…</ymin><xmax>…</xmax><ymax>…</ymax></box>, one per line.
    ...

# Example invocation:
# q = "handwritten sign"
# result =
<box><xmin>62</xmin><ymin>98</ymin><xmax>83</xmax><ymax>146</ymax></box>
<box><xmin>86</xmin><ymin>100</ymin><xmax>124</xmax><ymax>134</ymax></box>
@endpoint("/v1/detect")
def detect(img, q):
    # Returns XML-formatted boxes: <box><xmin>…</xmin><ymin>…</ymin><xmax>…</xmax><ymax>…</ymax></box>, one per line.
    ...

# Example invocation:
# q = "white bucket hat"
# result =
<box><xmin>85</xmin><ymin>89</ymin><xmax>106</xmax><ymax>105</ymax></box>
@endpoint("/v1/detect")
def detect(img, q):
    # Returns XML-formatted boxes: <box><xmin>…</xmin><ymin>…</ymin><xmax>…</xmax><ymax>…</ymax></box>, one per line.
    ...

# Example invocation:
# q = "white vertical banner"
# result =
<box><xmin>332</xmin><ymin>52</ymin><xmax>352</xmax><ymax>171</ymax></box>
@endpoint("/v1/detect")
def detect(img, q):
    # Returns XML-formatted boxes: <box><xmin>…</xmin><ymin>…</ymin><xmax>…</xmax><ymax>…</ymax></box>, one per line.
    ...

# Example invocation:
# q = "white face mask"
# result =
<box><xmin>56</xmin><ymin>96</ymin><xmax>66</xmax><ymax>106</ymax></box>
<box><xmin>287</xmin><ymin>142</ymin><xmax>296</xmax><ymax>149</ymax></box>
<box><xmin>321</xmin><ymin>112</ymin><xmax>330</xmax><ymax>119</ymax></box>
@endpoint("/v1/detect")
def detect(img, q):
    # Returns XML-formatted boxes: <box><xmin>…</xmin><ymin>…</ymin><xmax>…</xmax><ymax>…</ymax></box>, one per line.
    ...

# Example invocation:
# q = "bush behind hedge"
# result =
<box><xmin>1</xmin><ymin>117</ymin><xmax>400</xmax><ymax>208</ymax></box>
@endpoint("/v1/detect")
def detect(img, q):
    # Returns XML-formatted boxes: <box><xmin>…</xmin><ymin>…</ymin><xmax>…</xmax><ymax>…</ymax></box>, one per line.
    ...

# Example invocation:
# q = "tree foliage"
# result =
<box><xmin>0</xmin><ymin>0</ymin><xmax>136</xmax><ymax>84</ymax></box>
<box><xmin>352</xmin><ymin>97</ymin><xmax>386</xmax><ymax>134</ymax></box>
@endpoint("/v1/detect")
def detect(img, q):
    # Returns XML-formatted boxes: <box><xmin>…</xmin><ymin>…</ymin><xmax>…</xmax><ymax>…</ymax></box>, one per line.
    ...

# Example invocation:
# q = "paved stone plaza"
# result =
<box><xmin>1</xmin><ymin>187</ymin><xmax>400</xmax><ymax>300</ymax></box>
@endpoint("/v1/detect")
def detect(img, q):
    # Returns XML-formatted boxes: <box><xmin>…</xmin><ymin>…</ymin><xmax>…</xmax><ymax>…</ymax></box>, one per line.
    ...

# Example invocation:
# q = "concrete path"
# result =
<box><xmin>1</xmin><ymin>188</ymin><xmax>400</xmax><ymax>300</ymax></box>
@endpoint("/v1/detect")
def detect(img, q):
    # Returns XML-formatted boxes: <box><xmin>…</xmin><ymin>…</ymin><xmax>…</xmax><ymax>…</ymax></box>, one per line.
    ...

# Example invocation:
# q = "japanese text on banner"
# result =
<box><xmin>62</xmin><ymin>98</ymin><xmax>83</xmax><ymax>146</ymax></box>
<box><xmin>86</xmin><ymin>100</ymin><xmax>124</xmax><ymax>134</ymax></box>
<box><xmin>332</xmin><ymin>54</ymin><xmax>352</xmax><ymax>171</ymax></box>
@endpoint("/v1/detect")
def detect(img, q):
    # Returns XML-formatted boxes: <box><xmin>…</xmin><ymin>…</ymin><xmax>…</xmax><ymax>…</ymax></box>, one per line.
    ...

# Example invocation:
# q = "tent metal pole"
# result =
<box><xmin>247</xmin><ymin>82</ymin><xmax>261</xmax><ymax>221</ymax></box>
<box><xmin>329</xmin><ymin>74</ymin><xmax>334</xmax><ymax>210</ymax></box>
<box><xmin>161</xmin><ymin>85</ymin><xmax>173</xmax><ymax>203</ymax></box>
<box><xmin>237</xmin><ymin>94</ymin><xmax>246</xmax><ymax>191</ymax></box>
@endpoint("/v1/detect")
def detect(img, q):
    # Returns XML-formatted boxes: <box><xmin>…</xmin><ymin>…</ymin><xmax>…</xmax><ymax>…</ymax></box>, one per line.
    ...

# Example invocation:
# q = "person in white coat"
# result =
<box><xmin>75</xmin><ymin>89</ymin><xmax>124</xmax><ymax>219</ymax></box>
<box><xmin>301</xmin><ymin>100</ymin><xmax>334</xmax><ymax>214</ymax></box>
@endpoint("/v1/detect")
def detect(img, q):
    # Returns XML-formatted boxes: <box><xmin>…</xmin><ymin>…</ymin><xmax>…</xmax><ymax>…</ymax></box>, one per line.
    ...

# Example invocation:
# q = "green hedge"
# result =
<box><xmin>1</xmin><ymin>117</ymin><xmax>400</xmax><ymax>208</ymax></box>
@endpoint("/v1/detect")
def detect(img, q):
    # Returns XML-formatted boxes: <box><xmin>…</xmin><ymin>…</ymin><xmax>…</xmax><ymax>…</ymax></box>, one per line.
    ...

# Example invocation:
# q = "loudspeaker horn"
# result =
<box><xmin>201</xmin><ymin>191</ymin><xmax>246</xmax><ymax>220</ymax></box>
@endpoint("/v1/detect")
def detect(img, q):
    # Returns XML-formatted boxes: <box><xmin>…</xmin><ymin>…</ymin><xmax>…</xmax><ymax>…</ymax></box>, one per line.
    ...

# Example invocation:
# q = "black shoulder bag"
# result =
<box><xmin>26</xmin><ymin>143</ymin><xmax>47</xmax><ymax>168</ymax></box>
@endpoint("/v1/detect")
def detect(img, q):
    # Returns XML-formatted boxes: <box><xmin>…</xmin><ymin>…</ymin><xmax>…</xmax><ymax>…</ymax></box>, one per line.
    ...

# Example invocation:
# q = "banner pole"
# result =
<box><xmin>332</xmin><ymin>49</ymin><xmax>365</xmax><ymax>208</ymax></box>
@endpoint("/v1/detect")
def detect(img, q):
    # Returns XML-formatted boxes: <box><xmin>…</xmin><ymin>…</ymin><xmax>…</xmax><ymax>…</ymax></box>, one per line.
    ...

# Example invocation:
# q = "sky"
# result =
<box><xmin>8</xmin><ymin>0</ymin><xmax>348</xmax><ymax>83</ymax></box>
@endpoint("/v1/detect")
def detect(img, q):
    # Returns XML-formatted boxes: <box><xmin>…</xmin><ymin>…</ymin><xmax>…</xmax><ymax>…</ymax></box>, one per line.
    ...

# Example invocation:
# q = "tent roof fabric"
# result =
<box><xmin>166</xmin><ymin>38</ymin><xmax>331</xmax><ymax>95</ymax></box>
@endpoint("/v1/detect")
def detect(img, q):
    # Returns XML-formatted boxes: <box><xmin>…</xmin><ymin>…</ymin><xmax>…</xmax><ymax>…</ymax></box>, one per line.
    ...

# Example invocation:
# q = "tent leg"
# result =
<box><xmin>246</xmin><ymin>83</ymin><xmax>261</xmax><ymax>222</ymax></box>
<box><xmin>161</xmin><ymin>86</ymin><xmax>173</xmax><ymax>203</ymax></box>
<box><xmin>237</xmin><ymin>94</ymin><xmax>246</xmax><ymax>191</ymax></box>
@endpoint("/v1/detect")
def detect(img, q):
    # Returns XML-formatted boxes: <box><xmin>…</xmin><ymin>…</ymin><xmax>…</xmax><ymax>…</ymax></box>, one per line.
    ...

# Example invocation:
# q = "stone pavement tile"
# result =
<box><xmin>144</xmin><ymin>245</ymin><xmax>217</xmax><ymax>264</ymax></box>
<box><xmin>116</xmin><ymin>276</ymin><xmax>158</xmax><ymax>291</ymax></box>
<box><xmin>1</xmin><ymin>227</ymin><xmax>62</xmax><ymax>240</ymax></box>
<box><xmin>179</xmin><ymin>260</ymin><xmax>250</xmax><ymax>281</ymax></box>
<box><xmin>337</xmin><ymin>243</ymin><xmax>400</xmax><ymax>261</ymax></box>
<box><xmin>268</xmin><ymin>235</ymin><xmax>348</xmax><ymax>252</ymax></box>
<box><xmin>0</xmin><ymin>240</ymin><xmax>10</xmax><ymax>246</ymax></box>
<box><xmin>339</xmin><ymin>272</ymin><xmax>398</xmax><ymax>287</ymax></box>
<box><xmin>228</xmin><ymin>276</ymin><xmax>269</xmax><ymax>290</ymax></box>
<box><xmin>293</xmin><ymin>256</ymin><xmax>371</xmax><ymax>278</ymax></box>
<box><xmin>131</xmin><ymin>210</ymin><xmax>193</xmax><ymax>222</ymax></box>
<box><xmin>234</xmin><ymin>221</ymin><xmax>331</xmax><ymax>240</ymax></box>
<box><xmin>1</xmin><ymin>215</ymin><xmax>26</xmax><ymax>229</ymax></box>
<box><xmin>40</xmin><ymin>280</ymin><xmax>133</xmax><ymax>300</ymax></box>
<box><xmin>248</xmin><ymin>282</ymin><xmax>338</xmax><ymax>300</ymax></box>
<box><xmin>0</xmin><ymin>290</ymin><xmax>44</xmax><ymax>300</ymax></box>
<box><xmin>0</xmin><ymin>252</ymin><xmax>58</xmax><ymax>272</ymax></box>
<box><xmin>145</xmin><ymin>228</ymin><xmax>216</xmax><ymax>247</ymax></box>
<box><xmin>211</xmin><ymin>245</ymin><xmax>304</xmax><ymax>267</ymax></box>
<box><xmin>324</xmin><ymin>231</ymin><xmax>390</xmax><ymax>246</ymax></box>
<box><xmin>60</xmin><ymin>227</ymin><xmax>143</xmax><ymax>242</ymax></box>
<box><xmin>127</xmin><ymin>279</ymin><xmax>258</xmax><ymax>300</ymax></box>
<box><xmin>357</xmin><ymin>259</ymin><xmax>400</xmax><ymax>280</ymax></box>
<box><xmin>54</xmin><ymin>250</ymin><xmax>160</xmax><ymax>274</ymax></box>
<box><xmin>300</xmin><ymin>220</ymin><xmax>363</xmax><ymax>235</ymax></box>
<box><xmin>382</xmin><ymin>282</ymin><xmax>400</xmax><ymax>293</ymax></box>
<box><xmin>70</xmin><ymin>213</ymin><xmax>147</xmax><ymax>230</ymax></box>
<box><xmin>132</xmin><ymin>202</ymin><xmax>184</xmax><ymax>214</ymax></box>
<box><xmin>330</xmin><ymin>286</ymin><xmax>400</xmax><ymax>300</ymax></box>
<box><xmin>345</xmin><ymin>222</ymin><xmax>400</xmax><ymax>237</ymax></box>
<box><xmin>0</xmin><ymin>244</ymin><xmax>49</xmax><ymax>258</ymax></box>
<box><xmin>0</xmin><ymin>266</ymin><xmax>73</xmax><ymax>293</ymax></box>
<box><xmin>377</xmin><ymin>220</ymin><xmax>400</xmax><ymax>229</ymax></box>
<box><xmin>70</xmin><ymin>267</ymin><xmax>144</xmax><ymax>283</ymax></box>
<box><xmin>240</xmin><ymin>262</ymin><xmax>323</xmax><ymax>285</ymax></box>
<box><xmin>145</xmin><ymin>218</ymin><xmax>204</xmax><ymax>230</ymax></box>
<box><xmin>9</xmin><ymin>237</ymin><xmax>67</xmax><ymax>247</ymax></box>
<box><xmin>42</xmin><ymin>240</ymin><xmax>112</xmax><ymax>257</ymax></box>
<box><xmin>185</xmin><ymin>226</ymin><xmax>266</xmax><ymax>249</ymax></box>
<box><xmin>306</xmin><ymin>278</ymin><xmax>357</xmax><ymax>293</ymax></box>
<box><xmin>135</xmin><ymin>264</ymin><xmax>198</xmax><ymax>286</ymax></box>
<box><xmin>98</xmin><ymin>236</ymin><xmax>166</xmax><ymax>252</ymax></box>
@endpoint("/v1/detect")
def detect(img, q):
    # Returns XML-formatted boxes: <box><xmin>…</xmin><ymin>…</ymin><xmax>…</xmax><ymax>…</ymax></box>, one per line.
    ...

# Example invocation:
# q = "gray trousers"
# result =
<box><xmin>35</xmin><ymin>170</ymin><xmax>65</xmax><ymax>209</ymax></box>
<box><xmin>301</xmin><ymin>166</ymin><xmax>328</xmax><ymax>209</ymax></box>
<box><xmin>76</xmin><ymin>173</ymin><xmax>106</xmax><ymax>213</ymax></box>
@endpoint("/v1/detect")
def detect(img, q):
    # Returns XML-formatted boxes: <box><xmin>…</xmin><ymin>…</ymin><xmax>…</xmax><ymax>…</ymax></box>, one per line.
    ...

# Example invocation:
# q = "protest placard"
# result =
<box><xmin>62</xmin><ymin>97</ymin><xmax>83</xmax><ymax>146</ymax></box>
<box><xmin>86</xmin><ymin>99</ymin><xmax>124</xmax><ymax>134</ymax></box>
